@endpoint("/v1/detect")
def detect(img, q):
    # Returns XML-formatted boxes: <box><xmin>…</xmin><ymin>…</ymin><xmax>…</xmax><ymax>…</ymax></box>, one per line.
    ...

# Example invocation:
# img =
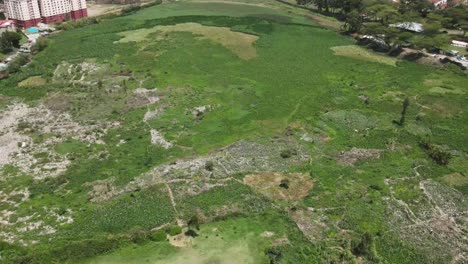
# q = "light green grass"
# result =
<box><xmin>0</xmin><ymin>1</ymin><xmax>466</xmax><ymax>263</ymax></box>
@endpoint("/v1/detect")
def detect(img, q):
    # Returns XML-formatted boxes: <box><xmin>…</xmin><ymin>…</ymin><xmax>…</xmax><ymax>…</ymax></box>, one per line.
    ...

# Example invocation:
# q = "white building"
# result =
<box><xmin>4</xmin><ymin>0</ymin><xmax>41</xmax><ymax>28</ymax></box>
<box><xmin>4</xmin><ymin>0</ymin><xmax>87</xmax><ymax>28</ymax></box>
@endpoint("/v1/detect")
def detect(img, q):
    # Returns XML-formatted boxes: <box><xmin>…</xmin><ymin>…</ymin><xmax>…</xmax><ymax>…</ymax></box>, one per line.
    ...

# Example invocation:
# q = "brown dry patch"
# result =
<box><xmin>426</xmin><ymin>101</ymin><xmax>463</xmax><ymax>118</ymax></box>
<box><xmin>168</xmin><ymin>233</ymin><xmax>192</xmax><ymax>248</ymax></box>
<box><xmin>18</xmin><ymin>76</ymin><xmax>47</xmax><ymax>87</ymax></box>
<box><xmin>289</xmin><ymin>209</ymin><xmax>327</xmax><ymax>241</ymax></box>
<box><xmin>117</xmin><ymin>23</ymin><xmax>259</xmax><ymax>60</ymax></box>
<box><xmin>441</xmin><ymin>173</ymin><xmax>468</xmax><ymax>188</ymax></box>
<box><xmin>305</xmin><ymin>13</ymin><xmax>340</xmax><ymax>30</ymax></box>
<box><xmin>243</xmin><ymin>172</ymin><xmax>313</xmax><ymax>202</ymax></box>
<box><xmin>337</xmin><ymin>148</ymin><xmax>382</xmax><ymax>166</ymax></box>
<box><xmin>43</xmin><ymin>93</ymin><xmax>72</xmax><ymax>112</ymax></box>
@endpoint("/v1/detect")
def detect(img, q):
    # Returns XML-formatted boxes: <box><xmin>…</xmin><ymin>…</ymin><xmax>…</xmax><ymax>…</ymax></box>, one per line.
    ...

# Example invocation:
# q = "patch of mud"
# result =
<box><xmin>337</xmin><ymin>147</ymin><xmax>382</xmax><ymax>166</ymax></box>
<box><xmin>243</xmin><ymin>172</ymin><xmax>313</xmax><ymax>202</ymax></box>
<box><xmin>88</xmin><ymin>140</ymin><xmax>309</xmax><ymax>202</ymax></box>
<box><xmin>116</xmin><ymin>23</ymin><xmax>259</xmax><ymax>60</ymax></box>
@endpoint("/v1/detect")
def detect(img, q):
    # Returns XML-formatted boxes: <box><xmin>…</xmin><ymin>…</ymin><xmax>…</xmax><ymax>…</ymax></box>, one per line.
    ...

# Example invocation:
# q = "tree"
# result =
<box><xmin>344</xmin><ymin>10</ymin><xmax>363</xmax><ymax>32</ymax></box>
<box><xmin>393</xmin><ymin>97</ymin><xmax>409</xmax><ymax>126</ymax></box>
<box><xmin>31</xmin><ymin>37</ymin><xmax>48</xmax><ymax>53</ymax></box>
<box><xmin>398</xmin><ymin>0</ymin><xmax>432</xmax><ymax>15</ymax></box>
<box><xmin>365</xmin><ymin>4</ymin><xmax>399</xmax><ymax>25</ymax></box>
<box><xmin>2</xmin><ymin>32</ymin><xmax>22</xmax><ymax>48</ymax></box>
<box><xmin>0</xmin><ymin>36</ymin><xmax>12</xmax><ymax>53</ymax></box>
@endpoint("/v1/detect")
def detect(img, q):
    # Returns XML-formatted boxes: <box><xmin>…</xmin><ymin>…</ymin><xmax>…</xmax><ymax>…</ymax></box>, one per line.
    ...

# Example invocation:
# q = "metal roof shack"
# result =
<box><xmin>390</xmin><ymin>22</ymin><xmax>424</xmax><ymax>33</ymax></box>
<box><xmin>0</xmin><ymin>20</ymin><xmax>16</xmax><ymax>32</ymax></box>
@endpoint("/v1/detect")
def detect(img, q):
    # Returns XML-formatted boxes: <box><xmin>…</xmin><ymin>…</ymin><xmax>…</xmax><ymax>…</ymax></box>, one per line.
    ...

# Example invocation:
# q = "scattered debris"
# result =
<box><xmin>337</xmin><ymin>148</ymin><xmax>382</xmax><ymax>166</ymax></box>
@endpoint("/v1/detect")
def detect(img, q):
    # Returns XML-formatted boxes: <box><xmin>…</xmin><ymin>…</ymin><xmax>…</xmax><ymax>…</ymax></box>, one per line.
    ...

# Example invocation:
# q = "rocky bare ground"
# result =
<box><xmin>385</xmin><ymin>178</ymin><xmax>468</xmax><ymax>262</ymax></box>
<box><xmin>87</xmin><ymin>139</ymin><xmax>310</xmax><ymax>202</ymax></box>
<box><xmin>0</xmin><ymin>103</ymin><xmax>119</xmax><ymax>180</ymax></box>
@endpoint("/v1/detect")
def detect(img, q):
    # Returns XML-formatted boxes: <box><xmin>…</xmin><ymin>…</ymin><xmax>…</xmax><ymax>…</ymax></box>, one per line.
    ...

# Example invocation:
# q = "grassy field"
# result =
<box><xmin>0</xmin><ymin>0</ymin><xmax>467</xmax><ymax>263</ymax></box>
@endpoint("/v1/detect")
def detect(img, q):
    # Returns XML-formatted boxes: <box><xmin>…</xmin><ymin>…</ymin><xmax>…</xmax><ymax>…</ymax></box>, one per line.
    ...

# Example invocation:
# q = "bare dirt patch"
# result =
<box><xmin>243</xmin><ymin>172</ymin><xmax>313</xmax><ymax>202</ymax></box>
<box><xmin>168</xmin><ymin>233</ymin><xmax>192</xmax><ymax>248</ymax></box>
<box><xmin>150</xmin><ymin>129</ymin><xmax>173</xmax><ymax>149</ymax></box>
<box><xmin>17</xmin><ymin>76</ymin><xmax>47</xmax><ymax>87</ymax></box>
<box><xmin>87</xmin><ymin>139</ymin><xmax>309</xmax><ymax>201</ymax></box>
<box><xmin>385</xmin><ymin>178</ymin><xmax>468</xmax><ymax>262</ymax></box>
<box><xmin>0</xmin><ymin>103</ymin><xmax>118</xmax><ymax>179</ymax></box>
<box><xmin>337</xmin><ymin>147</ymin><xmax>382</xmax><ymax>166</ymax></box>
<box><xmin>331</xmin><ymin>45</ymin><xmax>397</xmax><ymax>66</ymax></box>
<box><xmin>117</xmin><ymin>23</ymin><xmax>259</xmax><ymax>60</ymax></box>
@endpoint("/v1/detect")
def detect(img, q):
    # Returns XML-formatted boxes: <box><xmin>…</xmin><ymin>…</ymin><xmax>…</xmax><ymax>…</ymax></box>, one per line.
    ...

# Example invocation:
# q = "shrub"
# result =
<box><xmin>205</xmin><ymin>160</ymin><xmax>214</xmax><ymax>171</ymax></box>
<box><xmin>265</xmin><ymin>247</ymin><xmax>283</xmax><ymax>264</ymax></box>
<box><xmin>31</xmin><ymin>37</ymin><xmax>48</xmax><ymax>53</ymax></box>
<box><xmin>3</xmin><ymin>54</ymin><xmax>29</xmax><ymax>74</ymax></box>
<box><xmin>130</xmin><ymin>230</ymin><xmax>148</xmax><ymax>244</ymax></box>
<box><xmin>184</xmin><ymin>229</ymin><xmax>198</xmax><ymax>237</ymax></box>
<box><xmin>167</xmin><ymin>225</ymin><xmax>182</xmax><ymax>236</ymax></box>
<box><xmin>280</xmin><ymin>149</ymin><xmax>296</xmax><ymax>158</ymax></box>
<box><xmin>420</xmin><ymin>140</ymin><xmax>451</xmax><ymax>165</ymax></box>
<box><xmin>150</xmin><ymin>230</ymin><xmax>167</xmax><ymax>241</ymax></box>
<box><xmin>279</xmin><ymin>179</ymin><xmax>289</xmax><ymax>189</ymax></box>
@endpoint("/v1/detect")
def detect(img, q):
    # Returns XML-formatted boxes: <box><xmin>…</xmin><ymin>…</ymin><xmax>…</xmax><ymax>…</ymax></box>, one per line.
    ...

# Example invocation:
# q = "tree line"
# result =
<box><xmin>297</xmin><ymin>0</ymin><xmax>468</xmax><ymax>51</ymax></box>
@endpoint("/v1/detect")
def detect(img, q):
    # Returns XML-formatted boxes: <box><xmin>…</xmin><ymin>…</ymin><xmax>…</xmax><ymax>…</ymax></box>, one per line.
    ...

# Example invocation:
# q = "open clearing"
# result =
<box><xmin>244</xmin><ymin>172</ymin><xmax>313</xmax><ymax>202</ymax></box>
<box><xmin>17</xmin><ymin>76</ymin><xmax>47</xmax><ymax>87</ymax></box>
<box><xmin>331</xmin><ymin>45</ymin><xmax>398</xmax><ymax>66</ymax></box>
<box><xmin>0</xmin><ymin>0</ymin><xmax>467</xmax><ymax>263</ymax></box>
<box><xmin>117</xmin><ymin>23</ymin><xmax>259</xmax><ymax>59</ymax></box>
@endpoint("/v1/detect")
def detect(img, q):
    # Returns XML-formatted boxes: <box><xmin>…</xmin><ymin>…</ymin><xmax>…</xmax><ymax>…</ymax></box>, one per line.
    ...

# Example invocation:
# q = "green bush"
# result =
<box><xmin>167</xmin><ymin>225</ymin><xmax>182</xmax><ymax>236</ymax></box>
<box><xmin>150</xmin><ymin>230</ymin><xmax>167</xmax><ymax>241</ymax></box>
<box><xmin>31</xmin><ymin>37</ymin><xmax>48</xmax><ymax>53</ymax></box>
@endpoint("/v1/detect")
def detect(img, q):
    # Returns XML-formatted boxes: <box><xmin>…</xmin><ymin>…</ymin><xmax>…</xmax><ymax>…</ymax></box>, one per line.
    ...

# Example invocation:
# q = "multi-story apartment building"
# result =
<box><xmin>4</xmin><ymin>0</ymin><xmax>87</xmax><ymax>27</ymax></box>
<box><xmin>4</xmin><ymin>0</ymin><xmax>42</xmax><ymax>28</ymax></box>
<box><xmin>40</xmin><ymin>0</ymin><xmax>87</xmax><ymax>23</ymax></box>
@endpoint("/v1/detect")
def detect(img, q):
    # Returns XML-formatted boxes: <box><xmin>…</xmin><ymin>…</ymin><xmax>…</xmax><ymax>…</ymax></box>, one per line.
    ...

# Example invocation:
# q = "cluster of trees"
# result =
<box><xmin>0</xmin><ymin>31</ymin><xmax>22</xmax><ymax>53</ymax></box>
<box><xmin>297</xmin><ymin>0</ymin><xmax>468</xmax><ymax>50</ymax></box>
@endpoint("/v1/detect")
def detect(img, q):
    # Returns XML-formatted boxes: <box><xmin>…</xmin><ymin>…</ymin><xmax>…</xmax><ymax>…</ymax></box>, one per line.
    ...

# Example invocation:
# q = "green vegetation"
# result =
<box><xmin>0</xmin><ymin>0</ymin><xmax>466</xmax><ymax>263</ymax></box>
<box><xmin>297</xmin><ymin>0</ymin><xmax>468</xmax><ymax>52</ymax></box>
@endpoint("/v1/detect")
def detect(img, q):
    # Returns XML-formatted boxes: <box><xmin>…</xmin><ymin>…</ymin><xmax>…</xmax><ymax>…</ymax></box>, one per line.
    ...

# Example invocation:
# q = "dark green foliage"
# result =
<box><xmin>0</xmin><ymin>31</ymin><xmax>22</xmax><ymax>53</ymax></box>
<box><xmin>167</xmin><ymin>225</ymin><xmax>182</xmax><ymax>236</ymax></box>
<box><xmin>265</xmin><ymin>247</ymin><xmax>283</xmax><ymax>264</ymax></box>
<box><xmin>150</xmin><ymin>230</ymin><xmax>167</xmax><ymax>241</ymax></box>
<box><xmin>280</xmin><ymin>149</ymin><xmax>296</xmax><ymax>159</ymax></box>
<box><xmin>279</xmin><ymin>179</ymin><xmax>289</xmax><ymax>189</ymax></box>
<box><xmin>420</xmin><ymin>140</ymin><xmax>452</xmax><ymax>165</ymax></box>
<box><xmin>184</xmin><ymin>229</ymin><xmax>198</xmax><ymax>237</ymax></box>
<box><xmin>394</xmin><ymin>97</ymin><xmax>410</xmax><ymax>126</ymax></box>
<box><xmin>79</xmin><ymin>185</ymin><xmax>175</xmax><ymax>233</ymax></box>
<box><xmin>205</xmin><ymin>160</ymin><xmax>214</xmax><ymax>171</ymax></box>
<box><xmin>3</xmin><ymin>54</ymin><xmax>29</xmax><ymax>74</ymax></box>
<box><xmin>188</xmin><ymin>215</ymin><xmax>200</xmax><ymax>230</ymax></box>
<box><xmin>31</xmin><ymin>37</ymin><xmax>48</xmax><ymax>53</ymax></box>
